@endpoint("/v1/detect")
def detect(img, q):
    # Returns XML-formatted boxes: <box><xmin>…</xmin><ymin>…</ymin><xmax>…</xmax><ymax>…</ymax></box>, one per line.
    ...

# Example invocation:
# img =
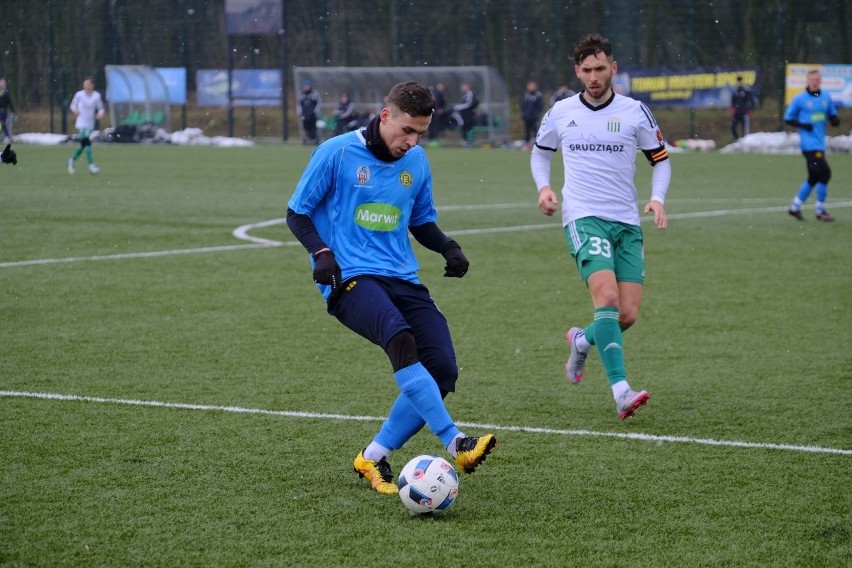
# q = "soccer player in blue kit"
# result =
<box><xmin>287</xmin><ymin>81</ymin><xmax>497</xmax><ymax>495</ymax></box>
<box><xmin>785</xmin><ymin>69</ymin><xmax>841</xmax><ymax>222</ymax></box>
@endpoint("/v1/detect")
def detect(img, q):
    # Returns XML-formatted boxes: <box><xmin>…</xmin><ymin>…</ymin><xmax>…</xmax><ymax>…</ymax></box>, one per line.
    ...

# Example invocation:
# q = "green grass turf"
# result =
<box><xmin>1</xmin><ymin>143</ymin><xmax>850</xmax><ymax>566</ymax></box>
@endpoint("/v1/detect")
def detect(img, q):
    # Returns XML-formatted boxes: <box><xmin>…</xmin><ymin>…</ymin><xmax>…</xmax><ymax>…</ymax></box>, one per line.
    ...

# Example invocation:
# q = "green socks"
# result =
<box><xmin>70</xmin><ymin>146</ymin><xmax>94</xmax><ymax>164</ymax></box>
<box><xmin>587</xmin><ymin>306</ymin><xmax>627</xmax><ymax>386</ymax></box>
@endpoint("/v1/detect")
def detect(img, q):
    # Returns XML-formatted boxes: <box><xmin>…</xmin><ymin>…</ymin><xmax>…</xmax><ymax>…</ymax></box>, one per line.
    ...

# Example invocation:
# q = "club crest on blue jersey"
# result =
<box><xmin>399</xmin><ymin>170</ymin><xmax>413</xmax><ymax>188</ymax></box>
<box><xmin>357</xmin><ymin>166</ymin><xmax>371</xmax><ymax>184</ymax></box>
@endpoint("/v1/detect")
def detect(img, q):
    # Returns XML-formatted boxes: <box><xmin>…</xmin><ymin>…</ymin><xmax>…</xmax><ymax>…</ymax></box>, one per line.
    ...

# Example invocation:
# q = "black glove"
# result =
<box><xmin>441</xmin><ymin>240</ymin><xmax>469</xmax><ymax>278</ymax></box>
<box><xmin>1</xmin><ymin>144</ymin><xmax>16</xmax><ymax>165</ymax></box>
<box><xmin>312</xmin><ymin>250</ymin><xmax>342</xmax><ymax>292</ymax></box>
<box><xmin>801</xmin><ymin>123</ymin><xmax>814</xmax><ymax>132</ymax></box>
<box><xmin>829</xmin><ymin>115</ymin><xmax>840</xmax><ymax>127</ymax></box>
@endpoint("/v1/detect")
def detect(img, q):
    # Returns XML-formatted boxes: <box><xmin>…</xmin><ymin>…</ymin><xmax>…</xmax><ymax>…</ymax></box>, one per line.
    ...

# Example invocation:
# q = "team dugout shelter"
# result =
<box><xmin>293</xmin><ymin>66</ymin><xmax>511</xmax><ymax>146</ymax></box>
<box><xmin>105</xmin><ymin>65</ymin><xmax>172</xmax><ymax>133</ymax></box>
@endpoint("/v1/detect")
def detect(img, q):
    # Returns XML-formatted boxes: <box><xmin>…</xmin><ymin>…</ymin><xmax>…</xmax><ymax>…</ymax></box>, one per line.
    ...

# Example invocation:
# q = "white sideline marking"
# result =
<box><xmin>0</xmin><ymin>242</ymin><xmax>297</xmax><ymax>268</ymax></box>
<box><xmin>3</xmin><ymin>201</ymin><xmax>852</xmax><ymax>269</ymax></box>
<box><xmin>2</xmin><ymin>390</ymin><xmax>849</xmax><ymax>456</ymax></box>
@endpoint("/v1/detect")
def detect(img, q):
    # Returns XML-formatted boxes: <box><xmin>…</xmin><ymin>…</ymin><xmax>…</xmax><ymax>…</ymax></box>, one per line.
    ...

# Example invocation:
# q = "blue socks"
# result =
<box><xmin>374</xmin><ymin>394</ymin><xmax>425</xmax><ymax>451</ymax></box>
<box><xmin>796</xmin><ymin>180</ymin><xmax>814</xmax><ymax>203</ymax></box>
<box><xmin>793</xmin><ymin>182</ymin><xmax>829</xmax><ymax>213</ymax></box>
<box><xmin>391</xmin><ymin>362</ymin><xmax>459</xmax><ymax>448</ymax></box>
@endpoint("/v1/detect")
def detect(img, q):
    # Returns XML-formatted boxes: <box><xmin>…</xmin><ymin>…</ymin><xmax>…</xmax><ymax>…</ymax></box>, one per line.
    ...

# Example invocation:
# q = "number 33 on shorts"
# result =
<box><xmin>587</xmin><ymin>236</ymin><xmax>612</xmax><ymax>258</ymax></box>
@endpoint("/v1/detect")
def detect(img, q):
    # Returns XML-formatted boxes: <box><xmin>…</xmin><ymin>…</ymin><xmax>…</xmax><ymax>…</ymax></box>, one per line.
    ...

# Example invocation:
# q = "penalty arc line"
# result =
<box><xmin>232</xmin><ymin>199</ymin><xmax>852</xmax><ymax>240</ymax></box>
<box><xmin>1</xmin><ymin>390</ymin><xmax>849</xmax><ymax>456</ymax></box>
<box><xmin>3</xmin><ymin>201</ymin><xmax>852</xmax><ymax>269</ymax></box>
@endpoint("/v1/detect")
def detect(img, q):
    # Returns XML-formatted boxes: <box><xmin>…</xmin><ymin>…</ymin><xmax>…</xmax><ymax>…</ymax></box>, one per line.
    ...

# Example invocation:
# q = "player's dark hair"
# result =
<box><xmin>574</xmin><ymin>34</ymin><xmax>613</xmax><ymax>65</ymax></box>
<box><xmin>386</xmin><ymin>81</ymin><xmax>435</xmax><ymax>117</ymax></box>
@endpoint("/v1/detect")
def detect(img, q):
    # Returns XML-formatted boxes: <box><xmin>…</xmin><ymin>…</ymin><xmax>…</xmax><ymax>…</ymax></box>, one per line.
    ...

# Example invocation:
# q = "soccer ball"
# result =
<box><xmin>397</xmin><ymin>454</ymin><xmax>459</xmax><ymax>515</ymax></box>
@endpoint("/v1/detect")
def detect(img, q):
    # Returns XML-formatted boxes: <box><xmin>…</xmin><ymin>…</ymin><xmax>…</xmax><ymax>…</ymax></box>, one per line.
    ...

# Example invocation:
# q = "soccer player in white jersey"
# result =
<box><xmin>530</xmin><ymin>34</ymin><xmax>672</xmax><ymax>420</ymax></box>
<box><xmin>67</xmin><ymin>78</ymin><xmax>105</xmax><ymax>175</ymax></box>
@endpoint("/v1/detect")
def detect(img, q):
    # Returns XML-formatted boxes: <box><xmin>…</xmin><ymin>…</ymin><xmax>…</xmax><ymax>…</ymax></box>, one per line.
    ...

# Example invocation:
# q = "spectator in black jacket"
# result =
<box><xmin>521</xmin><ymin>81</ymin><xmax>544</xmax><ymax>147</ymax></box>
<box><xmin>298</xmin><ymin>80</ymin><xmax>321</xmax><ymax>145</ymax></box>
<box><xmin>333</xmin><ymin>92</ymin><xmax>357</xmax><ymax>136</ymax></box>
<box><xmin>730</xmin><ymin>76</ymin><xmax>755</xmax><ymax>141</ymax></box>
<box><xmin>0</xmin><ymin>78</ymin><xmax>15</xmax><ymax>142</ymax></box>
<box><xmin>550</xmin><ymin>83</ymin><xmax>576</xmax><ymax>106</ymax></box>
<box><xmin>428</xmin><ymin>83</ymin><xmax>449</xmax><ymax>143</ymax></box>
<box><xmin>451</xmin><ymin>82</ymin><xmax>478</xmax><ymax>147</ymax></box>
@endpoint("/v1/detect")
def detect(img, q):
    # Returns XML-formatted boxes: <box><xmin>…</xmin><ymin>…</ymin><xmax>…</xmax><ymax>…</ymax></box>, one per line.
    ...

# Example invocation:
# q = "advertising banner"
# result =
<box><xmin>196</xmin><ymin>69</ymin><xmax>282</xmax><ymax>107</ymax></box>
<box><xmin>155</xmin><ymin>68</ymin><xmax>187</xmax><ymax>105</ymax></box>
<box><xmin>785</xmin><ymin>64</ymin><xmax>852</xmax><ymax>107</ymax></box>
<box><xmin>615</xmin><ymin>67</ymin><xmax>759</xmax><ymax>109</ymax></box>
<box><xmin>225</xmin><ymin>0</ymin><xmax>283</xmax><ymax>35</ymax></box>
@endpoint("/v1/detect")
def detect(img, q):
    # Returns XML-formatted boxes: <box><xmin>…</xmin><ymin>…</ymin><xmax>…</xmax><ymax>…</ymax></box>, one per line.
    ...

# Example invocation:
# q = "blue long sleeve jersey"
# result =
<box><xmin>784</xmin><ymin>89</ymin><xmax>838</xmax><ymax>152</ymax></box>
<box><xmin>288</xmin><ymin>128</ymin><xmax>438</xmax><ymax>301</ymax></box>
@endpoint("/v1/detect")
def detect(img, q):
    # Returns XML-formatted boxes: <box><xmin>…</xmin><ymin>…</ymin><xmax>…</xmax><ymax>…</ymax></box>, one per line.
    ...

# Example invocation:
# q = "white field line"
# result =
<box><xmin>0</xmin><ymin>242</ymin><xmax>288</xmax><ymax>268</ymax></box>
<box><xmin>1</xmin><ymin>390</ymin><xmax>849</xmax><ymax>456</ymax></box>
<box><xmin>5</xmin><ymin>200</ymin><xmax>852</xmax><ymax>269</ymax></box>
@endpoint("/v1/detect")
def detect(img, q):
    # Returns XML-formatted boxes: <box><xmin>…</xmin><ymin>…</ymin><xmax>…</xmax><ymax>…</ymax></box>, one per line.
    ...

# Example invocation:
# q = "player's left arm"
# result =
<box><xmin>409</xmin><ymin>163</ymin><xmax>468</xmax><ymax>278</ymax></box>
<box><xmin>828</xmin><ymin>99</ymin><xmax>840</xmax><ymax>127</ymax></box>
<box><xmin>96</xmin><ymin>96</ymin><xmax>105</xmax><ymax>120</ymax></box>
<box><xmin>637</xmin><ymin>103</ymin><xmax>670</xmax><ymax>230</ymax></box>
<box><xmin>410</xmin><ymin>222</ymin><xmax>468</xmax><ymax>278</ymax></box>
<box><xmin>643</xmin><ymin>157</ymin><xmax>670</xmax><ymax>230</ymax></box>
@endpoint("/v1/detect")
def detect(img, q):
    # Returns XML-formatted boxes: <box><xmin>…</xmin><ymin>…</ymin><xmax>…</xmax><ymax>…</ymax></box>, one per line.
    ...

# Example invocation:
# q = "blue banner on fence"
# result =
<box><xmin>156</xmin><ymin>68</ymin><xmax>187</xmax><ymax>105</ymax></box>
<box><xmin>197</xmin><ymin>69</ymin><xmax>282</xmax><ymax>107</ymax></box>
<box><xmin>615</xmin><ymin>67</ymin><xmax>759</xmax><ymax>109</ymax></box>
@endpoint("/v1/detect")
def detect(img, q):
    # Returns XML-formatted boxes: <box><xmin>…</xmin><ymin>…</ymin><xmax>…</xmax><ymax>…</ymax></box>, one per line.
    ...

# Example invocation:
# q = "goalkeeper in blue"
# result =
<box><xmin>785</xmin><ymin>69</ymin><xmax>841</xmax><ymax>222</ymax></box>
<box><xmin>287</xmin><ymin>81</ymin><xmax>497</xmax><ymax>494</ymax></box>
<box><xmin>531</xmin><ymin>34</ymin><xmax>671</xmax><ymax>420</ymax></box>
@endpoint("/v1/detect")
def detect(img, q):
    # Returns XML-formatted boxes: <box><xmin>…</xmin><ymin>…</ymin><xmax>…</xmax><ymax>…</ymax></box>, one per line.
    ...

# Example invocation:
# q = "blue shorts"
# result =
<box><xmin>329</xmin><ymin>276</ymin><xmax>459</xmax><ymax>392</ymax></box>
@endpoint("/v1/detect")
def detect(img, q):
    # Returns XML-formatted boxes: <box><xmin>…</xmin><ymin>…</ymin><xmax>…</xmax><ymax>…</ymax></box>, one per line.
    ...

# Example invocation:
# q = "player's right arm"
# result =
<box><xmin>286</xmin><ymin>143</ymin><xmax>339</xmax><ymax>252</ymax></box>
<box><xmin>530</xmin><ymin>146</ymin><xmax>558</xmax><ymax>216</ymax></box>
<box><xmin>783</xmin><ymin>96</ymin><xmax>812</xmax><ymax>131</ymax></box>
<box><xmin>287</xmin><ymin>155</ymin><xmax>343</xmax><ymax>295</ymax></box>
<box><xmin>530</xmin><ymin>108</ymin><xmax>560</xmax><ymax>216</ymax></box>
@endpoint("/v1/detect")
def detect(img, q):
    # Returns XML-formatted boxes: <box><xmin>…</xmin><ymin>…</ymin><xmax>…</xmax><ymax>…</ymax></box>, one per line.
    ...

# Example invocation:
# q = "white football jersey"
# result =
<box><xmin>534</xmin><ymin>92</ymin><xmax>666</xmax><ymax>225</ymax></box>
<box><xmin>70</xmin><ymin>90</ymin><xmax>105</xmax><ymax>131</ymax></box>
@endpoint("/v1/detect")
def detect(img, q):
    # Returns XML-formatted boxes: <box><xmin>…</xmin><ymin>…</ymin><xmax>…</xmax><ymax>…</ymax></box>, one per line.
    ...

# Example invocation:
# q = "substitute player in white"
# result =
<box><xmin>68</xmin><ymin>77</ymin><xmax>105</xmax><ymax>174</ymax></box>
<box><xmin>530</xmin><ymin>33</ymin><xmax>671</xmax><ymax>420</ymax></box>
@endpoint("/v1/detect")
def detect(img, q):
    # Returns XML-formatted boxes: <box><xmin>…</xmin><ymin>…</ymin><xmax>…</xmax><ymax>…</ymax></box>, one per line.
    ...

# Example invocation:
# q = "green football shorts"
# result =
<box><xmin>563</xmin><ymin>216</ymin><xmax>645</xmax><ymax>284</ymax></box>
<box><xmin>78</xmin><ymin>128</ymin><xmax>90</xmax><ymax>140</ymax></box>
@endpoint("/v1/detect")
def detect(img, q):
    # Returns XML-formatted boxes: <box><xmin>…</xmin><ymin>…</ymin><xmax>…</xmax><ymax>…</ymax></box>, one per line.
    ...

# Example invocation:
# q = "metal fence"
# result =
<box><xmin>1</xmin><ymin>0</ymin><xmax>849</xmax><ymax>130</ymax></box>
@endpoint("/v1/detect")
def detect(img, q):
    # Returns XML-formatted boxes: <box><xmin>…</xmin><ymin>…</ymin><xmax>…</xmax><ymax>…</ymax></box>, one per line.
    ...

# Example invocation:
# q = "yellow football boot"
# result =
<box><xmin>455</xmin><ymin>434</ymin><xmax>498</xmax><ymax>474</ymax></box>
<box><xmin>353</xmin><ymin>450</ymin><xmax>397</xmax><ymax>495</ymax></box>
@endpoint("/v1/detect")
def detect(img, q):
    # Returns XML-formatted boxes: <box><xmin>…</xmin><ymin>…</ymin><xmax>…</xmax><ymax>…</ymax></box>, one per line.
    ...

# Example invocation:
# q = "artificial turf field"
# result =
<box><xmin>1</xmin><ymin>143</ymin><xmax>850</xmax><ymax>566</ymax></box>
